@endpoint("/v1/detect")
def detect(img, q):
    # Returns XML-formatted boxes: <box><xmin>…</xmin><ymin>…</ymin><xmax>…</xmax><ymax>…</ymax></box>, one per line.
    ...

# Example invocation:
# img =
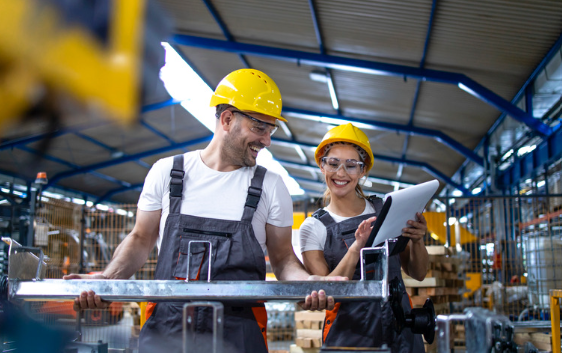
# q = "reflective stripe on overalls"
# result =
<box><xmin>316</xmin><ymin>197</ymin><xmax>424</xmax><ymax>353</ymax></box>
<box><xmin>139</xmin><ymin>154</ymin><xmax>269</xmax><ymax>353</ymax></box>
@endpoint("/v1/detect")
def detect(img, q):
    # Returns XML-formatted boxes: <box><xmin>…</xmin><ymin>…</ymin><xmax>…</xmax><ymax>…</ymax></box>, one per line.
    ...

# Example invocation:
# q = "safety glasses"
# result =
<box><xmin>233</xmin><ymin>111</ymin><xmax>278</xmax><ymax>136</ymax></box>
<box><xmin>321</xmin><ymin>157</ymin><xmax>364</xmax><ymax>175</ymax></box>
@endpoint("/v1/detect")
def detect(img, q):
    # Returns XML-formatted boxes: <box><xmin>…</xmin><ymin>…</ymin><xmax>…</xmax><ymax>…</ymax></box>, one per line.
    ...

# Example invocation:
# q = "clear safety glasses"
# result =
<box><xmin>321</xmin><ymin>157</ymin><xmax>365</xmax><ymax>175</ymax></box>
<box><xmin>233</xmin><ymin>111</ymin><xmax>279</xmax><ymax>136</ymax></box>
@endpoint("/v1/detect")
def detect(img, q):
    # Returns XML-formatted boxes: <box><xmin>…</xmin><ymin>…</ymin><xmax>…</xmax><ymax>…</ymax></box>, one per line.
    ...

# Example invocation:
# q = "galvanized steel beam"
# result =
<box><xmin>8</xmin><ymin>279</ymin><xmax>386</xmax><ymax>303</ymax></box>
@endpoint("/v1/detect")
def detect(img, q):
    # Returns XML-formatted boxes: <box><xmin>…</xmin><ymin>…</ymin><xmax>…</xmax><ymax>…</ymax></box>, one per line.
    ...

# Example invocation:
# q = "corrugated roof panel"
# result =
<box><xmin>427</xmin><ymin>1</ymin><xmax>562</xmax><ymax>77</ymax></box>
<box><xmin>59</xmin><ymin>174</ymin><xmax>129</xmax><ymax>197</ymax></box>
<box><xmin>81</xmin><ymin>124</ymin><xmax>171</xmax><ymax>156</ymax></box>
<box><xmin>414</xmin><ymin>81</ymin><xmax>500</xmax><ymax>141</ymax></box>
<box><xmin>316</xmin><ymin>0</ymin><xmax>432</xmax><ymax>62</ymax></box>
<box><xmin>142</xmin><ymin>104</ymin><xmax>211</xmax><ymax>143</ymax></box>
<box><xmin>0</xmin><ymin>149</ymin><xmax>69</xmax><ymax>180</ymax></box>
<box><xmin>97</xmin><ymin>162</ymin><xmax>151</xmax><ymax>185</ymax></box>
<box><xmin>157</xmin><ymin>0</ymin><xmax>223</xmax><ymax>38</ymax></box>
<box><xmin>211</xmin><ymin>0</ymin><xmax>318</xmax><ymax>49</ymax></box>
<box><xmin>27</xmin><ymin>134</ymin><xmax>113</xmax><ymax>167</ymax></box>
<box><xmin>332</xmin><ymin>70</ymin><xmax>419</xmax><ymax>124</ymax></box>
<box><xmin>405</xmin><ymin>135</ymin><xmax>465</xmax><ymax>177</ymax></box>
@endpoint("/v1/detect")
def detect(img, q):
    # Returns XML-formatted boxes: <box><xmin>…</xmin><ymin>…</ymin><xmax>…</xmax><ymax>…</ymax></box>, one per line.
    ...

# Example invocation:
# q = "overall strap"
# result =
<box><xmin>312</xmin><ymin>208</ymin><xmax>337</xmax><ymax>228</ymax></box>
<box><xmin>241</xmin><ymin>166</ymin><xmax>267</xmax><ymax>222</ymax></box>
<box><xmin>368</xmin><ymin>195</ymin><xmax>384</xmax><ymax>215</ymax></box>
<box><xmin>169</xmin><ymin>154</ymin><xmax>185</xmax><ymax>214</ymax></box>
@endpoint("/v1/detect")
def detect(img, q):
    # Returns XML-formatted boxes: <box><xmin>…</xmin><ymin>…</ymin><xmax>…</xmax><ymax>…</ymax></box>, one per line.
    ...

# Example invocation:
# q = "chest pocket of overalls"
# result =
<box><xmin>173</xmin><ymin>228</ymin><xmax>232</xmax><ymax>280</ymax></box>
<box><xmin>341</xmin><ymin>229</ymin><xmax>356</xmax><ymax>249</ymax></box>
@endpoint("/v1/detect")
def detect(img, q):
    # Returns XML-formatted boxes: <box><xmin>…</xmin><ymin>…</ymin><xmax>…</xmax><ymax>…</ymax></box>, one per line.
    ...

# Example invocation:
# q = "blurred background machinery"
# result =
<box><xmin>0</xmin><ymin>0</ymin><xmax>169</xmax><ymax>147</ymax></box>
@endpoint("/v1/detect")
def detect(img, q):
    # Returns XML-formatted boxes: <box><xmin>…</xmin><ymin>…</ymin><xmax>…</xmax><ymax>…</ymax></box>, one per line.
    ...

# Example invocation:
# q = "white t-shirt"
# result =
<box><xmin>299</xmin><ymin>202</ymin><xmax>375</xmax><ymax>254</ymax></box>
<box><xmin>137</xmin><ymin>150</ymin><xmax>293</xmax><ymax>253</ymax></box>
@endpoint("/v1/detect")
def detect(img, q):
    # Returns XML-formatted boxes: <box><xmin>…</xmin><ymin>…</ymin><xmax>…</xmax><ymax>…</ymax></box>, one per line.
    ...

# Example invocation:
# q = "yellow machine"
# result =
<box><xmin>0</xmin><ymin>0</ymin><xmax>168</xmax><ymax>134</ymax></box>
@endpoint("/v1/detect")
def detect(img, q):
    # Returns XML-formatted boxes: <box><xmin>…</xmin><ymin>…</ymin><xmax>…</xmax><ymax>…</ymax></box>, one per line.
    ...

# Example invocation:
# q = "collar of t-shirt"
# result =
<box><xmin>323</xmin><ymin>201</ymin><xmax>375</xmax><ymax>223</ymax></box>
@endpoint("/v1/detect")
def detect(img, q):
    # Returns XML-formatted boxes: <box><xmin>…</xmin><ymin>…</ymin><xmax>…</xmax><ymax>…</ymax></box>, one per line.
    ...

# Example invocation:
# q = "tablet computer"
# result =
<box><xmin>365</xmin><ymin>179</ymin><xmax>439</xmax><ymax>255</ymax></box>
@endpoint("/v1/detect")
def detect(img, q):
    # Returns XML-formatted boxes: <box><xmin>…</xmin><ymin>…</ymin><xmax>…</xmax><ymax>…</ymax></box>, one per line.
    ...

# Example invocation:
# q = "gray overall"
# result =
<box><xmin>139</xmin><ymin>155</ymin><xmax>269</xmax><ymax>353</ymax></box>
<box><xmin>314</xmin><ymin>197</ymin><xmax>424</xmax><ymax>352</ymax></box>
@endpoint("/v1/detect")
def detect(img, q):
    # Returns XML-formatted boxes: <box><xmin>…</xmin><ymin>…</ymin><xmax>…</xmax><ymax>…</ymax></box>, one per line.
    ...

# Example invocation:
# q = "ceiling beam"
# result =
<box><xmin>283</xmin><ymin>106</ymin><xmax>484</xmax><ymax>166</ymax></box>
<box><xmin>199</xmin><ymin>0</ymin><xmax>251</xmax><ymax>68</ymax></box>
<box><xmin>45</xmin><ymin>135</ymin><xmax>213</xmax><ymax>188</ymax></box>
<box><xmin>172</xmin><ymin>34</ymin><xmax>554</xmax><ymax>137</ymax></box>
<box><xmin>272</xmin><ymin>138</ymin><xmax>467</xmax><ymax>193</ymax></box>
<box><xmin>399</xmin><ymin>0</ymin><xmax>439</xmax><ymax>180</ymax></box>
<box><xmin>95</xmin><ymin>183</ymin><xmax>144</xmax><ymax>205</ymax></box>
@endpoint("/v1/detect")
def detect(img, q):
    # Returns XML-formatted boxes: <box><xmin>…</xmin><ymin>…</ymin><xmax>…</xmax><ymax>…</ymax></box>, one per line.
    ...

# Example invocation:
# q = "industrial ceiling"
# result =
<box><xmin>1</xmin><ymin>0</ymin><xmax>561</xmax><ymax>204</ymax></box>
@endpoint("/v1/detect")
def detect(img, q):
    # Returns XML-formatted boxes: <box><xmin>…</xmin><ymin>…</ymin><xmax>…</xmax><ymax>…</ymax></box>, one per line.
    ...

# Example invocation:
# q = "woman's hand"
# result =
<box><xmin>349</xmin><ymin>216</ymin><xmax>377</xmax><ymax>254</ymax></box>
<box><xmin>402</xmin><ymin>212</ymin><xmax>427</xmax><ymax>244</ymax></box>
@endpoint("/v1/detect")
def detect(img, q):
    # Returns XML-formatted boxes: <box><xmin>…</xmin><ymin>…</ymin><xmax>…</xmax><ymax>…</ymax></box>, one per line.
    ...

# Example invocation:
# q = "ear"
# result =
<box><xmin>219</xmin><ymin>110</ymin><xmax>236</xmax><ymax>131</ymax></box>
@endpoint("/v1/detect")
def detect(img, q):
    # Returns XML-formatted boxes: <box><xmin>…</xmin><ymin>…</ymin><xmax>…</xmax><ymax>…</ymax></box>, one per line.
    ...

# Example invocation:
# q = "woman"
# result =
<box><xmin>299</xmin><ymin>123</ymin><xmax>429</xmax><ymax>352</ymax></box>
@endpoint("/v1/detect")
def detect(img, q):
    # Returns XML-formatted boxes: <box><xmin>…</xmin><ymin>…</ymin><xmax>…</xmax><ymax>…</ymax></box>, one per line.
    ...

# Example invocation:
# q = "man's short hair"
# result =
<box><xmin>215</xmin><ymin>104</ymin><xmax>232</xmax><ymax>118</ymax></box>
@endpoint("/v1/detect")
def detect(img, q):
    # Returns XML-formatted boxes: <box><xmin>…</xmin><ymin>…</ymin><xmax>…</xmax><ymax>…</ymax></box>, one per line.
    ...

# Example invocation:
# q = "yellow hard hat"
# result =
<box><xmin>209</xmin><ymin>69</ymin><xmax>286</xmax><ymax>122</ymax></box>
<box><xmin>315</xmin><ymin>123</ymin><xmax>374</xmax><ymax>172</ymax></box>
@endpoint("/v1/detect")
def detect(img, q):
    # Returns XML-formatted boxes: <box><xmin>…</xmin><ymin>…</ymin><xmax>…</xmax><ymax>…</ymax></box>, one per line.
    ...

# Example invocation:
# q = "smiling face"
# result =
<box><xmin>321</xmin><ymin>143</ymin><xmax>366</xmax><ymax>199</ymax></box>
<box><xmin>221</xmin><ymin>110</ymin><xmax>274</xmax><ymax>167</ymax></box>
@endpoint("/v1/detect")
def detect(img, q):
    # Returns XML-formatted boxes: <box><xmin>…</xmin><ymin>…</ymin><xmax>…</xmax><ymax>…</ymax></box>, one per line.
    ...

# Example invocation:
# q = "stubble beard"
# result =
<box><xmin>222</xmin><ymin>124</ymin><xmax>256</xmax><ymax>167</ymax></box>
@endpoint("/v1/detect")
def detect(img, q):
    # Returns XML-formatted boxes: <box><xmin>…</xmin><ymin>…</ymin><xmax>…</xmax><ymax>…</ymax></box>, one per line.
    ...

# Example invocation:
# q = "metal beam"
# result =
<box><xmin>455</xmin><ymin>33</ymin><xmax>562</xmax><ymax>179</ymax></box>
<box><xmin>283</xmin><ymin>106</ymin><xmax>484</xmax><ymax>166</ymax></box>
<box><xmin>272</xmin><ymin>138</ymin><xmax>467</xmax><ymax>193</ymax></box>
<box><xmin>0</xmin><ymin>100</ymin><xmax>179</xmax><ymax>152</ymax></box>
<box><xmin>18</xmin><ymin>146</ymin><xmax>132</xmax><ymax>188</ymax></box>
<box><xmin>95</xmin><ymin>183</ymin><xmax>144</xmax><ymax>205</ymax></box>
<box><xmin>10</xmin><ymin>279</ymin><xmax>387</xmax><ymax>302</ymax></box>
<box><xmin>46</xmin><ymin>135</ymin><xmax>213</xmax><ymax>188</ymax></box>
<box><xmin>0</xmin><ymin>121</ymin><xmax>110</xmax><ymax>151</ymax></box>
<box><xmin>371</xmin><ymin>152</ymin><xmax>467</xmax><ymax>194</ymax></box>
<box><xmin>139</xmin><ymin>119</ymin><xmax>177</xmax><ymax>145</ymax></box>
<box><xmin>200</xmin><ymin>0</ymin><xmax>251</xmax><ymax>68</ymax></box>
<box><xmin>141</xmin><ymin>98</ymin><xmax>181</xmax><ymax>113</ymax></box>
<box><xmin>399</xmin><ymin>0</ymin><xmax>438</xmax><ymax>180</ymax></box>
<box><xmin>74</xmin><ymin>132</ymin><xmax>151</xmax><ymax>169</ymax></box>
<box><xmin>497</xmin><ymin>124</ymin><xmax>562</xmax><ymax>188</ymax></box>
<box><xmin>307</xmin><ymin>0</ymin><xmax>341</xmax><ymax>114</ymax></box>
<box><xmin>172</xmin><ymin>34</ymin><xmax>554</xmax><ymax>137</ymax></box>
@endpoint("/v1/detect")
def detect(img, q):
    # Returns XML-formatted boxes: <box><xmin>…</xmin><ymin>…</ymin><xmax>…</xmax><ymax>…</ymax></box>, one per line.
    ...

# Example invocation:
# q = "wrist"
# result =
<box><xmin>348</xmin><ymin>243</ymin><xmax>362</xmax><ymax>255</ymax></box>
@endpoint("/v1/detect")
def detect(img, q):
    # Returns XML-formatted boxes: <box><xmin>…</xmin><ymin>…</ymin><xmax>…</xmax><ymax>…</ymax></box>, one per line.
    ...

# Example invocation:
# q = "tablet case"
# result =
<box><xmin>364</xmin><ymin>196</ymin><xmax>410</xmax><ymax>263</ymax></box>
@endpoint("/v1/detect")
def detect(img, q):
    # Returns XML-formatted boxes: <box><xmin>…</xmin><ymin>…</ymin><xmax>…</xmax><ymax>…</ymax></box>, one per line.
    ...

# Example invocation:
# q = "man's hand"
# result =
<box><xmin>299</xmin><ymin>275</ymin><xmax>348</xmax><ymax>311</ymax></box>
<box><xmin>63</xmin><ymin>273</ymin><xmax>110</xmax><ymax>311</ymax></box>
<box><xmin>349</xmin><ymin>216</ymin><xmax>377</xmax><ymax>254</ymax></box>
<box><xmin>402</xmin><ymin>212</ymin><xmax>427</xmax><ymax>244</ymax></box>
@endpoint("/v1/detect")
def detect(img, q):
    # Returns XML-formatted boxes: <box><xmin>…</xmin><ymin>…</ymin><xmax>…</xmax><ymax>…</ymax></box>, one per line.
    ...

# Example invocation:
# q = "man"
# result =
<box><xmin>65</xmin><ymin>69</ymin><xmax>343</xmax><ymax>352</ymax></box>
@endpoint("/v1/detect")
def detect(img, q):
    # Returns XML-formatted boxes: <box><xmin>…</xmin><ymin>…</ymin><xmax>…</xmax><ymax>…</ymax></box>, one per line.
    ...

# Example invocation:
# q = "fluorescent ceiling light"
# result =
<box><xmin>452</xmin><ymin>189</ymin><xmax>463</xmax><ymax>197</ymax></box>
<box><xmin>327</xmin><ymin>74</ymin><xmax>339</xmax><ymax>110</ymax></box>
<box><xmin>309</xmin><ymin>71</ymin><xmax>328</xmax><ymax>83</ymax></box>
<box><xmin>472</xmin><ymin>187</ymin><xmax>481</xmax><ymax>194</ymax></box>
<box><xmin>160</xmin><ymin>43</ymin><xmax>304</xmax><ymax>195</ymax></box>
<box><xmin>517</xmin><ymin>145</ymin><xmax>536</xmax><ymax>157</ymax></box>
<box><xmin>287</xmin><ymin>111</ymin><xmax>373</xmax><ymax>130</ymax></box>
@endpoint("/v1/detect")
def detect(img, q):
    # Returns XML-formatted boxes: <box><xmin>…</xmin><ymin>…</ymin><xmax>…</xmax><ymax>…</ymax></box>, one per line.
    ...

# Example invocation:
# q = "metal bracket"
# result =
<box><xmin>2</xmin><ymin>237</ymin><xmax>46</xmax><ymax>281</ymax></box>
<box><xmin>360</xmin><ymin>240</ymin><xmax>389</xmax><ymax>300</ymax></box>
<box><xmin>437</xmin><ymin>308</ymin><xmax>519</xmax><ymax>353</ymax></box>
<box><xmin>183</xmin><ymin>301</ymin><xmax>223</xmax><ymax>353</ymax></box>
<box><xmin>186</xmin><ymin>240</ymin><xmax>212</xmax><ymax>282</ymax></box>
